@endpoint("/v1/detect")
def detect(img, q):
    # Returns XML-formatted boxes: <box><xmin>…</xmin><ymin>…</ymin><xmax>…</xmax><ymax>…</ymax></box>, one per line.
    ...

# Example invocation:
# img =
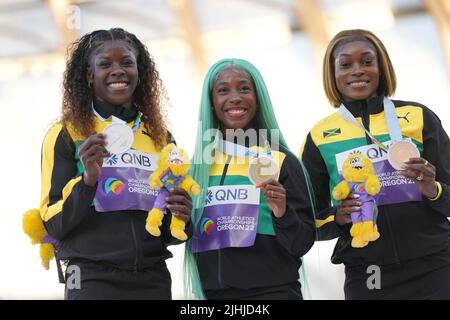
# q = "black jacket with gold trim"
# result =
<box><xmin>301</xmin><ymin>96</ymin><xmax>450</xmax><ymax>266</ymax></box>
<box><xmin>40</xmin><ymin>103</ymin><xmax>191</xmax><ymax>271</ymax></box>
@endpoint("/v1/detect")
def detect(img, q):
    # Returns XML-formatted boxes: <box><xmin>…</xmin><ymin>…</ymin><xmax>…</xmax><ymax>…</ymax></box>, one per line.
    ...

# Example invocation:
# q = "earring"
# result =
<box><xmin>88</xmin><ymin>82</ymin><xmax>92</xmax><ymax>89</ymax></box>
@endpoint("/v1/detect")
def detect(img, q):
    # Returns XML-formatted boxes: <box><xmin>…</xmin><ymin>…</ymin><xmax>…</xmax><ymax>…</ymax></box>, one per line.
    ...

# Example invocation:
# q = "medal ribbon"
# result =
<box><xmin>217</xmin><ymin>139</ymin><xmax>275</xmax><ymax>188</ymax></box>
<box><xmin>131</xmin><ymin>113</ymin><xmax>142</xmax><ymax>134</ymax></box>
<box><xmin>338</xmin><ymin>97</ymin><xmax>403</xmax><ymax>151</ymax></box>
<box><xmin>92</xmin><ymin>103</ymin><xmax>142</xmax><ymax>133</ymax></box>
<box><xmin>217</xmin><ymin>139</ymin><xmax>272</xmax><ymax>159</ymax></box>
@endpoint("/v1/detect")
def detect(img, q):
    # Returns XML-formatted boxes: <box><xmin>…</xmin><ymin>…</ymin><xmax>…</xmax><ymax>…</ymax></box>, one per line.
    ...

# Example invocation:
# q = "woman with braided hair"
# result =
<box><xmin>40</xmin><ymin>28</ymin><xmax>193</xmax><ymax>299</ymax></box>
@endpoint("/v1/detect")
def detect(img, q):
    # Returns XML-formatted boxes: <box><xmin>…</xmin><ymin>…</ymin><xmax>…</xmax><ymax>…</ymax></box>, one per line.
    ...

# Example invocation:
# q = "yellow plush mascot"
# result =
<box><xmin>146</xmin><ymin>144</ymin><xmax>200</xmax><ymax>241</ymax></box>
<box><xmin>22</xmin><ymin>209</ymin><xmax>57</xmax><ymax>269</ymax></box>
<box><xmin>332</xmin><ymin>153</ymin><xmax>381</xmax><ymax>248</ymax></box>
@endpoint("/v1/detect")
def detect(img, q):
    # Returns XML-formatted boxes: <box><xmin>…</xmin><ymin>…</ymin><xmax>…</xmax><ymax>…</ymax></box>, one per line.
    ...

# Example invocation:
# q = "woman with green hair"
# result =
<box><xmin>184</xmin><ymin>58</ymin><xmax>316</xmax><ymax>299</ymax></box>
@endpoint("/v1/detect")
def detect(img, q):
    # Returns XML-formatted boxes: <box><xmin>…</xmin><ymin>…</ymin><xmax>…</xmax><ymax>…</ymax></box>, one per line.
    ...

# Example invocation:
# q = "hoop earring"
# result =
<box><xmin>88</xmin><ymin>82</ymin><xmax>92</xmax><ymax>89</ymax></box>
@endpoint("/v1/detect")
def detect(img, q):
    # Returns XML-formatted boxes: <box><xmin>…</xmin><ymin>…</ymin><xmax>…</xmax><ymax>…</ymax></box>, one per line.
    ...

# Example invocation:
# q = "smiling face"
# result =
<box><xmin>212</xmin><ymin>68</ymin><xmax>258</xmax><ymax>131</ymax></box>
<box><xmin>167</xmin><ymin>148</ymin><xmax>184</xmax><ymax>165</ymax></box>
<box><xmin>160</xmin><ymin>144</ymin><xmax>190</xmax><ymax>176</ymax></box>
<box><xmin>342</xmin><ymin>153</ymin><xmax>375</xmax><ymax>182</ymax></box>
<box><xmin>334</xmin><ymin>40</ymin><xmax>380</xmax><ymax>102</ymax></box>
<box><xmin>87</xmin><ymin>40</ymin><xmax>139</xmax><ymax>109</ymax></box>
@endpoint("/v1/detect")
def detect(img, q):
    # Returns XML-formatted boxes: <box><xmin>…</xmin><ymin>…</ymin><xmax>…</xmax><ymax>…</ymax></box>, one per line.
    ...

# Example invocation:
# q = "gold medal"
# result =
<box><xmin>248</xmin><ymin>155</ymin><xmax>279</xmax><ymax>187</ymax></box>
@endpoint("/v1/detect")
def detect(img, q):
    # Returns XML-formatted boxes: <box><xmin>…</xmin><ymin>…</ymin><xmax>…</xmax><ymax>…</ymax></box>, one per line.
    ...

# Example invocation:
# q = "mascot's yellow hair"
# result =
<box><xmin>23</xmin><ymin>209</ymin><xmax>55</xmax><ymax>270</ymax></box>
<box><xmin>157</xmin><ymin>143</ymin><xmax>190</xmax><ymax>177</ymax></box>
<box><xmin>342</xmin><ymin>153</ymin><xmax>375</xmax><ymax>182</ymax></box>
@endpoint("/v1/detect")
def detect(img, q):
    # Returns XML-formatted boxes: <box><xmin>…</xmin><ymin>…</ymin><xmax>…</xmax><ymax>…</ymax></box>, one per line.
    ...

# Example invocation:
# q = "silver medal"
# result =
<box><xmin>103</xmin><ymin>123</ymin><xmax>134</xmax><ymax>154</ymax></box>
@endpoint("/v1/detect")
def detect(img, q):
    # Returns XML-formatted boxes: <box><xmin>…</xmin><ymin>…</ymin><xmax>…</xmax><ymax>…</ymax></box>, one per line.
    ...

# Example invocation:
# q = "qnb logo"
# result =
<box><xmin>121</xmin><ymin>153</ymin><xmax>153</xmax><ymax>168</ymax></box>
<box><xmin>106</xmin><ymin>154</ymin><xmax>119</xmax><ymax>165</ymax></box>
<box><xmin>103</xmin><ymin>178</ymin><xmax>125</xmax><ymax>195</ymax></box>
<box><xmin>205</xmin><ymin>190</ymin><xmax>213</xmax><ymax>205</ymax></box>
<box><xmin>199</xmin><ymin>217</ymin><xmax>215</xmax><ymax>235</ymax></box>
<box><xmin>214</xmin><ymin>188</ymin><xmax>248</xmax><ymax>202</ymax></box>
<box><xmin>366</xmin><ymin>146</ymin><xmax>389</xmax><ymax>160</ymax></box>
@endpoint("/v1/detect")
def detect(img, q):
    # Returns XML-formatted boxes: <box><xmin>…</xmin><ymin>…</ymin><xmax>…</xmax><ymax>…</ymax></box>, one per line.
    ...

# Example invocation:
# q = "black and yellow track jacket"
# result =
<box><xmin>40</xmin><ymin>101</ymin><xmax>192</xmax><ymax>271</ymax></box>
<box><xmin>195</xmin><ymin>144</ymin><xmax>316</xmax><ymax>298</ymax></box>
<box><xmin>301</xmin><ymin>96</ymin><xmax>450</xmax><ymax>267</ymax></box>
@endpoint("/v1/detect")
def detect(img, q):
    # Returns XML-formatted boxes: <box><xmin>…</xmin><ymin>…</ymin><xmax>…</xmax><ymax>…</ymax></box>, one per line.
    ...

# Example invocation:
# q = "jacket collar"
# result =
<box><xmin>93</xmin><ymin>99</ymin><xmax>138</xmax><ymax>123</ymax></box>
<box><xmin>341</xmin><ymin>95</ymin><xmax>384</xmax><ymax>117</ymax></box>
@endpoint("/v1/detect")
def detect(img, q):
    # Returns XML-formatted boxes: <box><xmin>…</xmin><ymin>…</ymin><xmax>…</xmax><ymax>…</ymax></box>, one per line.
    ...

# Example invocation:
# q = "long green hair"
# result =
<box><xmin>183</xmin><ymin>58</ymin><xmax>317</xmax><ymax>299</ymax></box>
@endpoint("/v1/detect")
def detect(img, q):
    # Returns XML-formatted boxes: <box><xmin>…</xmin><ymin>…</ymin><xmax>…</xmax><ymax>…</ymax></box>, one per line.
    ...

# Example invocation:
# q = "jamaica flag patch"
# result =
<box><xmin>323</xmin><ymin>128</ymin><xmax>341</xmax><ymax>138</ymax></box>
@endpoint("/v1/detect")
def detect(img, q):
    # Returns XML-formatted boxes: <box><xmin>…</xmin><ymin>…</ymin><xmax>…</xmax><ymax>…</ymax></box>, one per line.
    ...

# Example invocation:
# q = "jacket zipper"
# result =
<box><xmin>360</xmin><ymin>104</ymin><xmax>372</xmax><ymax>146</ymax></box>
<box><xmin>383</xmin><ymin>207</ymin><xmax>401</xmax><ymax>264</ymax></box>
<box><xmin>361</xmin><ymin>103</ymin><xmax>401</xmax><ymax>265</ymax></box>
<box><xmin>130</xmin><ymin>215</ymin><xmax>140</xmax><ymax>272</ymax></box>
<box><xmin>217</xmin><ymin>155</ymin><xmax>232</xmax><ymax>288</ymax></box>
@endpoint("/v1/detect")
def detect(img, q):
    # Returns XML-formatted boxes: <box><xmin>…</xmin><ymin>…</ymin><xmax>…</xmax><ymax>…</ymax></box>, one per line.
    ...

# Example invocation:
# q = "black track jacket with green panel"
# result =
<box><xmin>195</xmin><ymin>144</ymin><xmax>316</xmax><ymax>296</ymax></box>
<box><xmin>301</xmin><ymin>96</ymin><xmax>450</xmax><ymax>267</ymax></box>
<box><xmin>40</xmin><ymin>102</ymin><xmax>192</xmax><ymax>271</ymax></box>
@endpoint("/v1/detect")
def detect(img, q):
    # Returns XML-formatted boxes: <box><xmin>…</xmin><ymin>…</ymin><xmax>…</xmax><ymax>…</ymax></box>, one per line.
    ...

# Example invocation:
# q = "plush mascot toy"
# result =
<box><xmin>146</xmin><ymin>144</ymin><xmax>200</xmax><ymax>241</ymax></box>
<box><xmin>332</xmin><ymin>153</ymin><xmax>381</xmax><ymax>248</ymax></box>
<box><xmin>23</xmin><ymin>209</ymin><xmax>57</xmax><ymax>269</ymax></box>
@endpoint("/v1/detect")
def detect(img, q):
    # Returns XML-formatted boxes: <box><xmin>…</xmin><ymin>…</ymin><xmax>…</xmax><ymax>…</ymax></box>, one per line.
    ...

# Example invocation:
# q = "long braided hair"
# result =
<box><xmin>61</xmin><ymin>28</ymin><xmax>168</xmax><ymax>148</ymax></box>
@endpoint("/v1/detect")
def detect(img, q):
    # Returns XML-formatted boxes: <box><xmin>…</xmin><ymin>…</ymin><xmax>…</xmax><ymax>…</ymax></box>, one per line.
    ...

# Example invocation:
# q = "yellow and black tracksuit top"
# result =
<box><xmin>195</xmin><ymin>145</ymin><xmax>316</xmax><ymax>299</ymax></box>
<box><xmin>40</xmin><ymin>101</ymin><xmax>191</xmax><ymax>271</ymax></box>
<box><xmin>301</xmin><ymin>96</ymin><xmax>450</xmax><ymax>267</ymax></box>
